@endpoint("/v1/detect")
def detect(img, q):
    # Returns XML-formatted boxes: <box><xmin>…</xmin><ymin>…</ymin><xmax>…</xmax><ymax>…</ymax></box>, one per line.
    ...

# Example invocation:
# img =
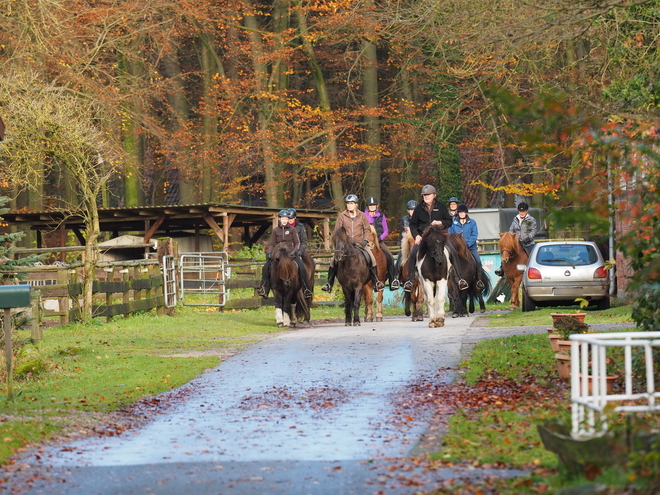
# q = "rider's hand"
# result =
<box><xmin>415</xmin><ymin>235</ymin><xmax>422</xmax><ymax>245</ymax></box>
<box><xmin>289</xmin><ymin>251</ymin><xmax>296</xmax><ymax>257</ymax></box>
<box><xmin>361</xmin><ymin>240</ymin><xmax>368</xmax><ymax>247</ymax></box>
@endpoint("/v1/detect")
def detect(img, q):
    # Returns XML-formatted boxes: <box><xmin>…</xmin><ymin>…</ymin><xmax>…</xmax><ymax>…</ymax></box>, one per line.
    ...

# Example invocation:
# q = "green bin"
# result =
<box><xmin>0</xmin><ymin>285</ymin><xmax>31</xmax><ymax>309</ymax></box>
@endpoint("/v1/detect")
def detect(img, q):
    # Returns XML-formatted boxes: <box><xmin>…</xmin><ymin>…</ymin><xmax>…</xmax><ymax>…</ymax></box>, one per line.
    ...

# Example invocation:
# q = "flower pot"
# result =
<box><xmin>551</xmin><ymin>313</ymin><xmax>587</xmax><ymax>326</ymax></box>
<box><xmin>548</xmin><ymin>333</ymin><xmax>561</xmax><ymax>352</ymax></box>
<box><xmin>579</xmin><ymin>374</ymin><xmax>618</xmax><ymax>395</ymax></box>
<box><xmin>555</xmin><ymin>353</ymin><xmax>571</xmax><ymax>380</ymax></box>
<box><xmin>558</xmin><ymin>340</ymin><xmax>572</xmax><ymax>354</ymax></box>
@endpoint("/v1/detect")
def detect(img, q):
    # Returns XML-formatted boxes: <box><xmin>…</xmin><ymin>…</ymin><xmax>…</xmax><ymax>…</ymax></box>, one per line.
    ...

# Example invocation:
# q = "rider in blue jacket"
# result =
<box><xmin>448</xmin><ymin>204</ymin><xmax>482</xmax><ymax>267</ymax></box>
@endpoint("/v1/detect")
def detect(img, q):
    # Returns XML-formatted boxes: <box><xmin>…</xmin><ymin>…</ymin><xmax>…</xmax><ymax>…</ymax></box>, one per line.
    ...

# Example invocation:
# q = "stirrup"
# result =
<box><xmin>304</xmin><ymin>289</ymin><xmax>313</xmax><ymax>298</ymax></box>
<box><xmin>321</xmin><ymin>283</ymin><xmax>332</xmax><ymax>293</ymax></box>
<box><xmin>257</xmin><ymin>286</ymin><xmax>267</xmax><ymax>297</ymax></box>
<box><xmin>403</xmin><ymin>280</ymin><xmax>413</xmax><ymax>293</ymax></box>
<box><xmin>374</xmin><ymin>281</ymin><xmax>385</xmax><ymax>292</ymax></box>
<box><xmin>476</xmin><ymin>280</ymin><xmax>485</xmax><ymax>290</ymax></box>
<box><xmin>458</xmin><ymin>279</ymin><xmax>469</xmax><ymax>291</ymax></box>
<box><xmin>390</xmin><ymin>279</ymin><xmax>400</xmax><ymax>290</ymax></box>
<box><xmin>494</xmin><ymin>268</ymin><xmax>503</xmax><ymax>277</ymax></box>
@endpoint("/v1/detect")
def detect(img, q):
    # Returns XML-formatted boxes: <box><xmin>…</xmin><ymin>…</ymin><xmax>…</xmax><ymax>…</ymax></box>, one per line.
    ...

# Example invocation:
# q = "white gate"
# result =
<box><xmin>179</xmin><ymin>252</ymin><xmax>229</xmax><ymax>307</ymax></box>
<box><xmin>162</xmin><ymin>255</ymin><xmax>178</xmax><ymax>308</ymax></box>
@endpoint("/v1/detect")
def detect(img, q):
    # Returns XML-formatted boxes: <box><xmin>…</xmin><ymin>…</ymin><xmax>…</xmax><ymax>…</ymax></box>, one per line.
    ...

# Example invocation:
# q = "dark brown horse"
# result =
<box><xmin>299</xmin><ymin>251</ymin><xmax>316</xmax><ymax>323</ymax></box>
<box><xmin>332</xmin><ymin>226</ymin><xmax>371</xmax><ymax>326</ymax></box>
<box><xmin>399</xmin><ymin>230</ymin><xmax>424</xmax><ymax>321</ymax></box>
<box><xmin>363</xmin><ymin>226</ymin><xmax>386</xmax><ymax>322</ymax></box>
<box><xmin>270</xmin><ymin>243</ymin><xmax>309</xmax><ymax>327</ymax></box>
<box><xmin>445</xmin><ymin>233</ymin><xmax>490</xmax><ymax>317</ymax></box>
<box><xmin>498</xmin><ymin>232</ymin><xmax>529</xmax><ymax>309</ymax></box>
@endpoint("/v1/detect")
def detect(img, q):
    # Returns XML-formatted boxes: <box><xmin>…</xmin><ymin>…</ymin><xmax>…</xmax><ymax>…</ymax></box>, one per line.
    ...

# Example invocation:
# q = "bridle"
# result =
<box><xmin>500</xmin><ymin>247</ymin><xmax>519</xmax><ymax>264</ymax></box>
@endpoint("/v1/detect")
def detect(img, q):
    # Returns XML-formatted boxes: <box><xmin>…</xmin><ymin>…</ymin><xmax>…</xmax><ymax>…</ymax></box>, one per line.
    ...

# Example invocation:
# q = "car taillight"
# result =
<box><xmin>594</xmin><ymin>266</ymin><xmax>608</xmax><ymax>279</ymax></box>
<box><xmin>527</xmin><ymin>267</ymin><xmax>542</xmax><ymax>279</ymax></box>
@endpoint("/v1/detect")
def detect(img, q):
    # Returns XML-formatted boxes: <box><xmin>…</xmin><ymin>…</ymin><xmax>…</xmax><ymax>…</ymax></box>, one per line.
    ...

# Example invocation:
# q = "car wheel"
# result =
<box><xmin>597</xmin><ymin>297</ymin><xmax>610</xmax><ymax>310</ymax></box>
<box><xmin>522</xmin><ymin>289</ymin><xmax>536</xmax><ymax>312</ymax></box>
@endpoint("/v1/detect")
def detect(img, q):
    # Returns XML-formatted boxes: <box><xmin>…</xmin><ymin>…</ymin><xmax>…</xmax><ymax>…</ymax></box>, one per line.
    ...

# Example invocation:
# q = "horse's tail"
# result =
<box><xmin>478</xmin><ymin>266</ymin><xmax>491</xmax><ymax>296</ymax></box>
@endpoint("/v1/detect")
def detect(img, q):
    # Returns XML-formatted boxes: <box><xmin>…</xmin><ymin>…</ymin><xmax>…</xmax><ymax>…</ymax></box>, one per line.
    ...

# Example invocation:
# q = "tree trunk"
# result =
<box><xmin>199</xmin><ymin>32</ymin><xmax>218</xmax><ymax>203</ymax></box>
<box><xmin>362</xmin><ymin>1</ymin><xmax>381</xmax><ymax>202</ymax></box>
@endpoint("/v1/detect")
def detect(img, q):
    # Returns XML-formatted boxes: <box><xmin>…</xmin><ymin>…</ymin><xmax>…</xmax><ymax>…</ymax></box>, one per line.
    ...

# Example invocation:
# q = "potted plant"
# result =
<box><xmin>550</xmin><ymin>299</ymin><xmax>589</xmax><ymax>326</ymax></box>
<box><xmin>555</xmin><ymin>316</ymin><xmax>590</xmax><ymax>354</ymax></box>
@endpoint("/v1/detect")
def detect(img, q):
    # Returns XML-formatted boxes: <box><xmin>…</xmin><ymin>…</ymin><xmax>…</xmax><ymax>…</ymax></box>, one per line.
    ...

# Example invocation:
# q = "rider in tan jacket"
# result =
<box><xmin>321</xmin><ymin>194</ymin><xmax>385</xmax><ymax>293</ymax></box>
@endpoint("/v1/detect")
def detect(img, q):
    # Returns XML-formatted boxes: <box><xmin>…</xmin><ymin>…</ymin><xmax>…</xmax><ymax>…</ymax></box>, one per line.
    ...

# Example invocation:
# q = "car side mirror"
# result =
<box><xmin>516</xmin><ymin>264</ymin><xmax>526</xmax><ymax>271</ymax></box>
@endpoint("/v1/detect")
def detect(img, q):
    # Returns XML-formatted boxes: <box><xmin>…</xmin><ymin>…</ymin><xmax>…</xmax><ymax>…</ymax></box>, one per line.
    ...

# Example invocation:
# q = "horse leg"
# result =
<box><xmin>422</xmin><ymin>279</ymin><xmax>438</xmax><ymax>327</ymax></box>
<box><xmin>353</xmin><ymin>288</ymin><xmax>362</xmax><ymax>326</ymax></box>
<box><xmin>289</xmin><ymin>302</ymin><xmax>296</xmax><ymax>327</ymax></box>
<box><xmin>510</xmin><ymin>276</ymin><xmax>521</xmax><ymax>309</ymax></box>
<box><xmin>376</xmin><ymin>290</ymin><xmax>383</xmax><ymax>322</ymax></box>
<box><xmin>412</xmin><ymin>279</ymin><xmax>424</xmax><ymax>321</ymax></box>
<box><xmin>275</xmin><ymin>294</ymin><xmax>284</xmax><ymax>327</ymax></box>
<box><xmin>434</xmin><ymin>280</ymin><xmax>447</xmax><ymax>327</ymax></box>
<box><xmin>363</xmin><ymin>286</ymin><xmax>374</xmax><ymax>322</ymax></box>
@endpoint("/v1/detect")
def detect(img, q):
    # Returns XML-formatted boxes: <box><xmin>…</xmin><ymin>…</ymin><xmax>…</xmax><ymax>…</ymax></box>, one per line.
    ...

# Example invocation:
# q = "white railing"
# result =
<box><xmin>570</xmin><ymin>331</ymin><xmax>660</xmax><ymax>438</ymax></box>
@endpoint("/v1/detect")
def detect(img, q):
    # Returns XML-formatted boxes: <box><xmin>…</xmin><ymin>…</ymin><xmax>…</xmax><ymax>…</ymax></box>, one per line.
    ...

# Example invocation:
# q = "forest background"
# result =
<box><xmin>1</xmin><ymin>0</ymin><xmax>659</xmax><ymax>230</ymax></box>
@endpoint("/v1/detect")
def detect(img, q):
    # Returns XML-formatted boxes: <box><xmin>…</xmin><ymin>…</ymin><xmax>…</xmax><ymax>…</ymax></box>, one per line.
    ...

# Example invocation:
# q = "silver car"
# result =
<box><xmin>521</xmin><ymin>241</ymin><xmax>610</xmax><ymax>312</ymax></box>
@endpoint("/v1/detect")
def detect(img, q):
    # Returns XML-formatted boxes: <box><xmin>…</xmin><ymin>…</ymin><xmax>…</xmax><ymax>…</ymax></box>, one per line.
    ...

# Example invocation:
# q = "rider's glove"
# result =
<box><xmin>361</xmin><ymin>240</ymin><xmax>368</xmax><ymax>247</ymax></box>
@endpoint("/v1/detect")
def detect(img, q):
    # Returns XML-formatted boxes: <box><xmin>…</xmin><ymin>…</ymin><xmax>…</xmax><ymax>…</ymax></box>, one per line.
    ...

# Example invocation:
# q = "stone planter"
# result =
<box><xmin>555</xmin><ymin>353</ymin><xmax>571</xmax><ymax>379</ymax></box>
<box><xmin>558</xmin><ymin>340</ymin><xmax>572</xmax><ymax>354</ymax></box>
<box><xmin>580</xmin><ymin>374</ymin><xmax>619</xmax><ymax>395</ymax></box>
<box><xmin>551</xmin><ymin>313</ymin><xmax>587</xmax><ymax>326</ymax></box>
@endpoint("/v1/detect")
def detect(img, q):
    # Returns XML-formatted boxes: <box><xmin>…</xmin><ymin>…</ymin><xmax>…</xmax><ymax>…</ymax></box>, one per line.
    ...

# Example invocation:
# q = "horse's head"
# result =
<box><xmin>421</xmin><ymin>225</ymin><xmax>448</xmax><ymax>264</ymax></box>
<box><xmin>332</xmin><ymin>226</ymin><xmax>350</xmax><ymax>262</ymax></box>
<box><xmin>499</xmin><ymin>232</ymin><xmax>520</xmax><ymax>264</ymax></box>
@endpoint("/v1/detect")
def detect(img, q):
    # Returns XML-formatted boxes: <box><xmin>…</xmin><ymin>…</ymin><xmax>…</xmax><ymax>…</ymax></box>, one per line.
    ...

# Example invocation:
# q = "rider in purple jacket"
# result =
<box><xmin>364</xmin><ymin>197</ymin><xmax>400</xmax><ymax>290</ymax></box>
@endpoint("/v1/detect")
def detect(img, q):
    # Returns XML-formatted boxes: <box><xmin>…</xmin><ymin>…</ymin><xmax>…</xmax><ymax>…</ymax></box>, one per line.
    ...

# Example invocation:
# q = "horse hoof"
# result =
<box><xmin>277</xmin><ymin>322</ymin><xmax>284</xmax><ymax>327</ymax></box>
<box><xmin>480</xmin><ymin>309</ymin><xmax>486</xmax><ymax>313</ymax></box>
<box><xmin>452</xmin><ymin>313</ymin><xmax>458</xmax><ymax>318</ymax></box>
<box><xmin>376</xmin><ymin>317</ymin><xmax>382</xmax><ymax>322</ymax></box>
<box><xmin>355</xmin><ymin>321</ymin><xmax>361</xmax><ymax>326</ymax></box>
<box><xmin>365</xmin><ymin>318</ymin><xmax>373</xmax><ymax>323</ymax></box>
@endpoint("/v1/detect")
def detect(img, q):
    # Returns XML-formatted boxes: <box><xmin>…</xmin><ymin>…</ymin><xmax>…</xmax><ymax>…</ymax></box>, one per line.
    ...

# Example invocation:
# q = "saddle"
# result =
<box><xmin>355</xmin><ymin>245</ymin><xmax>374</xmax><ymax>267</ymax></box>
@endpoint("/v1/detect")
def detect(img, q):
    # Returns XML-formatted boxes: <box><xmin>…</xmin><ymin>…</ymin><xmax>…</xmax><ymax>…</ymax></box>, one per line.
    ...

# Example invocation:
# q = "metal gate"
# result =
<box><xmin>162</xmin><ymin>255</ymin><xmax>178</xmax><ymax>308</ymax></box>
<box><xmin>178</xmin><ymin>252</ymin><xmax>229</xmax><ymax>307</ymax></box>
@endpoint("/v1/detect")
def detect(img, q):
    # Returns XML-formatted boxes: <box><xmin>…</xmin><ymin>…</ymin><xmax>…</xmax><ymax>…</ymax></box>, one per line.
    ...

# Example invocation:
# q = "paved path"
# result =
<box><xmin>3</xmin><ymin>315</ymin><xmax>557</xmax><ymax>495</ymax></box>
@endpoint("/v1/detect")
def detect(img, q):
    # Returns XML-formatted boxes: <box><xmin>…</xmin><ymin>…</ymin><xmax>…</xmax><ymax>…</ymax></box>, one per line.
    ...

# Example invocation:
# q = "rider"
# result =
<box><xmin>287</xmin><ymin>208</ymin><xmax>308</xmax><ymax>254</ymax></box>
<box><xmin>402</xmin><ymin>185</ymin><xmax>453</xmax><ymax>292</ymax></box>
<box><xmin>321</xmin><ymin>194</ymin><xmax>385</xmax><ymax>293</ymax></box>
<box><xmin>447</xmin><ymin>196</ymin><xmax>460</xmax><ymax>219</ymax></box>
<box><xmin>494</xmin><ymin>202</ymin><xmax>538</xmax><ymax>277</ymax></box>
<box><xmin>448</xmin><ymin>203</ymin><xmax>482</xmax><ymax>267</ymax></box>
<box><xmin>364</xmin><ymin>196</ymin><xmax>400</xmax><ymax>290</ymax></box>
<box><xmin>257</xmin><ymin>209</ymin><xmax>314</xmax><ymax>298</ymax></box>
<box><xmin>396</xmin><ymin>199</ymin><xmax>417</xmax><ymax>281</ymax></box>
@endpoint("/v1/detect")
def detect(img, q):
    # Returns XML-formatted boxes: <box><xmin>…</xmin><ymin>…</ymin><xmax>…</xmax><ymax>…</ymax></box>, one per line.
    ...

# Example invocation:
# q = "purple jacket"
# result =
<box><xmin>364</xmin><ymin>208</ymin><xmax>389</xmax><ymax>241</ymax></box>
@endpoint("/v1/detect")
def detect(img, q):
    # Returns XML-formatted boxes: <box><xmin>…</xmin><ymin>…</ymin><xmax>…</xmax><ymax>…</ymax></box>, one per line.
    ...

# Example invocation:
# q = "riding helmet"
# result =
<box><xmin>366</xmin><ymin>196</ymin><xmax>379</xmax><ymax>206</ymax></box>
<box><xmin>278</xmin><ymin>209</ymin><xmax>289</xmax><ymax>217</ymax></box>
<box><xmin>448</xmin><ymin>196</ymin><xmax>460</xmax><ymax>203</ymax></box>
<box><xmin>406</xmin><ymin>200</ymin><xmax>418</xmax><ymax>210</ymax></box>
<box><xmin>457</xmin><ymin>203</ymin><xmax>469</xmax><ymax>213</ymax></box>
<box><xmin>517</xmin><ymin>202</ymin><xmax>529</xmax><ymax>211</ymax></box>
<box><xmin>421</xmin><ymin>184</ymin><xmax>436</xmax><ymax>195</ymax></box>
<box><xmin>344</xmin><ymin>194</ymin><xmax>359</xmax><ymax>203</ymax></box>
<box><xmin>287</xmin><ymin>208</ymin><xmax>297</xmax><ymax>218</ymax></box>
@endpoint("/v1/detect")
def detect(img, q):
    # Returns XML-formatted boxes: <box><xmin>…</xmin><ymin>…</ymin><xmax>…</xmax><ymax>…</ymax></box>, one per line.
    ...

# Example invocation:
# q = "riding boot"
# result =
<box><xmin>257</xmin><ymin>257</ymin><xmax>272</xmax><ymax>298</ymax></box>
<box><xmin>403</xmin><ymin>246</ymin><xmax>418</xmax><ymax>292</ymax></box>
<box><xmin>294</xmin><ymin>256</ymin><xmax>314</xmax><ymax>298</ymax></box>
<box><xmin>386</xmin><ymin>253</ymin><xmax>400</xmax><ymax>290</ymax></box>
<box><xmin>321</xmin><ymin>265</ymin><xmax>336</xmax><ymax>293</ymax></box>
<box><xmin>494</xmin><ymin>264</ymin><xmax>503</xmax><ymax>277</ymax></box>
<box><xmin>371</xmin><ymin>265</ymin><xmax>385</xmax><ymax>292</ymax></box>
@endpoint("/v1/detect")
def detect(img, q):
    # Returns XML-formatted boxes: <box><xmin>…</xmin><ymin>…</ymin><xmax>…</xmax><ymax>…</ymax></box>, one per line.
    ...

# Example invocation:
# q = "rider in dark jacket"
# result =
<box><xmin>402</xmin><ymin>185</ymin><xmax>453</xmax><ymax>292</ymax></box>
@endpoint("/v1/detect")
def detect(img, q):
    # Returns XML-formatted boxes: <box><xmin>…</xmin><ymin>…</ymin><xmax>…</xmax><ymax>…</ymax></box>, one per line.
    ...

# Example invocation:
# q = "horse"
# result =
<box><xmin>363</xmin><ymin>226</ymin><xmax>386</xmax><ymax>322</ymax></box>
<box><xmin>299</xmin><ymin>251</ymin><xmax>316</xmax><ymax>323</ymax></box>
<box><xmin>332</xmin><ymin>226</ymin><xmax>372</xmax><ymax>326</ymax></box>
<box><xmin>270</xmin><ymin>243</ymin><xmax>309</xmax><ymax>327</ymax></box>
<box><xmin>445</xmin><ymin>233</ymin><xmax>491</xmax><ymax>317</ymax></box>
<box><xmin>415</xmin><ymin>225</ymin><xmax>452</xmax><ymax>328</ymax></box>
<box><xmin>498</xmin><ymin>232</ymin><xmax>529</xmax><ymax>309</ymax></box>
<box><xmin>399</xmin><ymin>230</ymin><xmax>424</xmax><ymax>321</ymax></box>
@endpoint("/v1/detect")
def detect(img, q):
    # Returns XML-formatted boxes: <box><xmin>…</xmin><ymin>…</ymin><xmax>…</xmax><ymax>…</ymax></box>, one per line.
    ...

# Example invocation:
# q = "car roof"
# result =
<box><xmin>535</xmin><ymin>240</ymin><xmax>598</xmax><ymax>247</ymax></box>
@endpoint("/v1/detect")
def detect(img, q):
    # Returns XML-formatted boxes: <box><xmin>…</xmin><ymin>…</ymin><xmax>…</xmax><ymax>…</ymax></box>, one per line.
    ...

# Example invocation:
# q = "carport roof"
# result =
<box><xmin>3</xmin><ymin>203</ymin><xmax>336</xmax><ymax>251</ymax></box>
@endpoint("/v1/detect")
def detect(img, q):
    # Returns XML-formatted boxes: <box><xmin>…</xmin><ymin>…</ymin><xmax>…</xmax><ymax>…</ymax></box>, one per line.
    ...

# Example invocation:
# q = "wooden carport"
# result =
<box><xmin>3</xmin><ymin>203</ymin><xmax>336</xmax><ymax>252</ymax></box>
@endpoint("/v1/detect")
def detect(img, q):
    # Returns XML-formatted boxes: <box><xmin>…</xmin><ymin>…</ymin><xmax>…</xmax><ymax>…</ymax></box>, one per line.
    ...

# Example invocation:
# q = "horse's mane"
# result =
<box><xmin>446</xmin><ymin>233</ymin><xmax>471</xmax><ymax>259</ymax></box>
<box><xmin>369</xmin><ymin>226</ymin><xmax>381</xmax><ymax>255</ymax></box>
<box><xmin>400</xmin><ymin>231</ymin><xmax>414</xmax><ymax>265</ymax></box>
<box><xmin>420</xmin><ymin>225</ymin><xmax>447</xmax><ymax>264</ymax></box>
<box><xmin>499</xmin><ymin>231</ymin><xmax>521</xmax><ymax>250</ymax></box>
<box><xmin>331</xmin><ymin>225</ymin><xmax>348</xmax><ymax>244</ymax></box>
<box><xmin>272</xmin><ymin>243</ymin><xmax>297</xmax><ymax>280</ymax></box>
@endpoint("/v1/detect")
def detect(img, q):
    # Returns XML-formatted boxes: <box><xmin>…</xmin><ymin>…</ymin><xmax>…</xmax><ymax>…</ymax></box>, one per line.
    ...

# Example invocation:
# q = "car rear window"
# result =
<box><xmin>535</xmin><ymin>245</ymin><xmax>598</xmax><ymax>266</ymax></box>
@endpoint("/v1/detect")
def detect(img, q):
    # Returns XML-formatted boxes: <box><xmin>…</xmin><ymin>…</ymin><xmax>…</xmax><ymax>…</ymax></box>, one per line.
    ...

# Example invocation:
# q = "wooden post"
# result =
<box><xmin>4</xmin><ymin>308</ymin><xmax>13</xmax><ymax>399</ymax></box>
<box><xmin>31</xmin><ymin>291</ymin><xmax>43</xmax><ymax>340</ymax></box>
<box><xmin>58</xmin><ymin>268</ymin><xmax>70</xmax><ymax>325</ymax></box>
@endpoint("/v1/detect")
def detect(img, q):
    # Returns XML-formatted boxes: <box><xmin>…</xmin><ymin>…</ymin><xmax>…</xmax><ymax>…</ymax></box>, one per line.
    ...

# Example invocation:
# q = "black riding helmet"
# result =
<box><xmin>366</xmin><ymin>196</ymin><xmax>379</xmax><ymax>206</ymax></box>
<box><xmin>457</xmin><ymin>203</ymin><xmax>469</xmax><ymax>213</ymax></box>
<box><xmin>406</xmin><ymin>200</ymin><xmax>418</xmax><ymax>210</ymax></box>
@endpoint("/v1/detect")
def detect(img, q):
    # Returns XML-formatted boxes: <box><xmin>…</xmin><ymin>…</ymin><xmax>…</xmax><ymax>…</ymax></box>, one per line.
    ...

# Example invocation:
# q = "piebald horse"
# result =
<box><xmin>415</xmin><ymin>225</ymin><xmax>452</xmax><ymax>328</ymax></box>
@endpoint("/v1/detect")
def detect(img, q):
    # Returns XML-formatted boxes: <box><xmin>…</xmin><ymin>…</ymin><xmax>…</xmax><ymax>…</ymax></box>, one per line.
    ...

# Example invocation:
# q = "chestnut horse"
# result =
<box><xmin>363</xmin><ymin>226</ymin><xmax>386</xmax><ymax>322</ymax></box>
<box><xmin>498</xmin><ymin>232</ymin><xmax>529</xmax><ymax>309</ymax></box>
<box><xmin>332</xmin><ymin>226</ymin><xmax>372</xmax><ymax>326</ymax></box>
<box><xmin>270</xmin><ymin>243</ymin><xmax>309</xmax><ymax>327</ymax></box>
<box><xmin>399</xmin><ymin>230</ymin><xmax>424</xmax><ymax>321</ymax></box>
<box><xmin>415</xmin><ymin>225</ymin><xmax>451</xmax><ymax>328</ymax></box>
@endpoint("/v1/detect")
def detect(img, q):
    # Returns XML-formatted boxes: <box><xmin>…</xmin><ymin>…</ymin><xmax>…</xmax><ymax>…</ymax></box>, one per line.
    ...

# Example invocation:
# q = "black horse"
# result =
<box><xmin>270</xmin><ymin>243</ymin><xmax>309</xmax><ymax>327</ymax></box>
<box><xmin>445</xmin><ymin>233</ymin><xmax>491</xmax><ymax>317</ymax></box>
<box><xmin>332</xmin><ymin>226</ymin><xmax>371</xmax><ymax>326</ymax></box>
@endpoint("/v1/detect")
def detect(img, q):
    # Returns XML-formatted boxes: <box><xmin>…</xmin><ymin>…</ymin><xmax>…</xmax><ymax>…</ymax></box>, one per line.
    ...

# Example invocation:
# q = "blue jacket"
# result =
<box><xmin>448</xmin><ymin>217</ymin><xmax>478</xmax><ymax>250</ymax></box>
